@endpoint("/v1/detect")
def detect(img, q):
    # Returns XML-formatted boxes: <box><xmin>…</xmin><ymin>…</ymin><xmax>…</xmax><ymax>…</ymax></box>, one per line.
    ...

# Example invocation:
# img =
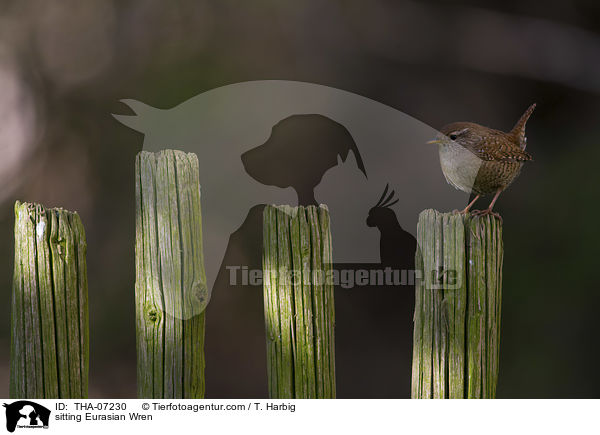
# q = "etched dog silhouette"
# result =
<box><xmin>114</xmin><ymin>80</ymin><xmax>472</xmax><ymax>397</ymax></box>
<box><xmin>242</xmin><ymin>114</ymin><xmax>366</xmax><ymax>205</ymax></box>
<box><xmin>114</xmin><ymin>80</ymin><xmax>468</xmax><ymax>309</ymax></box>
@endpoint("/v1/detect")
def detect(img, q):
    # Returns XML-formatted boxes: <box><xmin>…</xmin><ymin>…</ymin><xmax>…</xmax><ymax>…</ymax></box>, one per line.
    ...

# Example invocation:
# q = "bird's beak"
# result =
<box><xmin>426</xmin><ymin>139</ymin><xmax>441</xmax><ymax>144</ymax></box>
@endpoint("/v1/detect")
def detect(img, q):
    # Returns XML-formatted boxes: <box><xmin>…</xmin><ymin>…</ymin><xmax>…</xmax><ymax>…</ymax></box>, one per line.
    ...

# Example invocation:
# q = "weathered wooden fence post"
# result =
<box><xmin>10</xmin><ymin>201</ymin><xmax>89</xmax><ymax>398</ymax></box>
<box><xmin>263</xmin><ymin>205</ymin><xmax>336</xmax><ymax>398</ymax></box>
<box><xmin>135</xmin><ymin>150</ymin><xmax>208</xmax><ymax>398</ymax></box>
<box><xmin>412</xmin><ymin>209</ymin><xmax>503</xmax><ymax>398</ymax></box>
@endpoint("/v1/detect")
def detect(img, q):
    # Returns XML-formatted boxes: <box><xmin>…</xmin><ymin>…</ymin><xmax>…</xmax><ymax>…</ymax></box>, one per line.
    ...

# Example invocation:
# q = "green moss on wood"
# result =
<box><xmin>10</xmin><ymin>201</ymin><xmax>89</xmax><ymax>399</ymax></box>
<box><xmin>263</xmin><ymin>205</ymin><xmax>336</xmax><ymax>399</ymax></box>
<box><xmin>412</xmin><ymin>209</ymin><xmax>503</xmax><ymax>399</ymax></box>
<box><xmin>135</xmin><ymin>150</ymin><xmax>207</xmax><ymax>399</ymax></box>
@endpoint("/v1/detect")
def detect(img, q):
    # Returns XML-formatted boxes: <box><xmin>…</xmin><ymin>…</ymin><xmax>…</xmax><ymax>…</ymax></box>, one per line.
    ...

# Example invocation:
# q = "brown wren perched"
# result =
<box><xmin>427</xmin><ymin>104</ymin><xmax>536</xmax><ymax>217</ymax></box>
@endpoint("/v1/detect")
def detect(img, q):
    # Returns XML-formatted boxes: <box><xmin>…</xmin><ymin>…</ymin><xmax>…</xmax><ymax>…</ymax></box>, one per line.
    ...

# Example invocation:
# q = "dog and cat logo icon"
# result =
<box><xmin>3</xmin><ymin>401</ymin><xmax>50</xmax><ymax>432</ymax></box>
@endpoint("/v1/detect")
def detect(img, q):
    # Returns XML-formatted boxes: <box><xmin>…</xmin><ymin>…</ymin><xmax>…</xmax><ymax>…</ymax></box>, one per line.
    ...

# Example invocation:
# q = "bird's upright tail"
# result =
<box><xmin>510</xmin><ymin>103</ymin><xmax>536</xmax><ymax>149</ymax></box>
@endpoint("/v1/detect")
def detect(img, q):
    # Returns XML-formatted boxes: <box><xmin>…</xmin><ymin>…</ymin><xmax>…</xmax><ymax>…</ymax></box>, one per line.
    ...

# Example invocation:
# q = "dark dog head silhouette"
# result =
<box><xmin>241</xmin><ymin>114</ymin><xmax>367</xmax><ymax>206</ymax></box>
<box><xmin>3</xmin><ymin>401</ymin><xmax>51</xmax><ymax>433</ymax></box>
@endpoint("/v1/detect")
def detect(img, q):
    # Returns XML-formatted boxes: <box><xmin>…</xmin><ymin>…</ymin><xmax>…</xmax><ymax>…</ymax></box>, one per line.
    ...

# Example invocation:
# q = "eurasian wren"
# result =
<box><xmin>428</xmin><ymin>104</ymin><xmax>536</xmax><ymax>217</ymax></box>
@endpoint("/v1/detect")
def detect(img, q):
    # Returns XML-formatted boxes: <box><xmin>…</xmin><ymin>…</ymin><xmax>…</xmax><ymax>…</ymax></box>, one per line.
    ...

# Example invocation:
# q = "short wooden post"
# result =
<box><xmin>10</xmin><ymin>201</ymin><xmax>89</xmax><ymax>398</ymax></box>
<box><xmin>135</xmin><ymin>150</ymin><xmax>208</xmax><ymax>398</ymax></box>
<box><xmin>412</xmin><ymin>209</ymin><xmax>503</xmax><ymax>398</ymax></box>
<box><xmin>263</xmin><ymin>205</ymin><xmax>336</xmax><ymax>398</ymax></box>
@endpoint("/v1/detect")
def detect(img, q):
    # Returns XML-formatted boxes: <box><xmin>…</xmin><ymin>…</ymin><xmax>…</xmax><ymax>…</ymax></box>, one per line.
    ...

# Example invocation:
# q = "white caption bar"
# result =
<box><xmin>0</xmin><ymin>399</ymin><xmax>596</xmax><ymax>434</ymax></box>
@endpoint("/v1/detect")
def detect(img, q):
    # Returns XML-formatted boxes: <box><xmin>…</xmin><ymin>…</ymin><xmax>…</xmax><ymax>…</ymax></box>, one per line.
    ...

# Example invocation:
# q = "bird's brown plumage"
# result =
<box><xmin>433</xmin><ymin>104</ymin><xmax>536</xmax><ymax>214</ymax></box>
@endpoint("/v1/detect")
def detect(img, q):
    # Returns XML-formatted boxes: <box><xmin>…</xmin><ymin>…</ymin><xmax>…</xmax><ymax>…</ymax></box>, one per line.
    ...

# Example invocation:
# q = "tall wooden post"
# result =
<box><xmin>135</xmin><ymin>150</ymin><xmax>208</xmax><ymax>398</ymax></box>
<box><xmin>10</xmin><ymin>201</ymin><xmax>89</xmax><ymax>398</ymax></box>
<box><xmin>263</xmin><ymin>205</ymin><xmax>336</xmax><ymax>398</ymax></box>
<box><xmin>412</xmin><ymin>209</ymin><xmax>503</xmax><ymax>398</ymax></box>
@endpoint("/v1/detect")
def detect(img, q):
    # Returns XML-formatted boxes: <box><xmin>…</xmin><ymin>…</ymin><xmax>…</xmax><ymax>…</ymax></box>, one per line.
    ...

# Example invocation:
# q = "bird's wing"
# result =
<box><xmin>466</xmin><ymin>134</ymin><xmax>533</xmax><ymax>162</ymax></box>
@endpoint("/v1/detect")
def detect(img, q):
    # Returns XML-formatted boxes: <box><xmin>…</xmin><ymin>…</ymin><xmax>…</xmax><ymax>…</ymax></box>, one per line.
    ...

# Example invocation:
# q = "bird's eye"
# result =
<box><xmin>449</xmin><ymin>134</ymin><xmax>457</xmax><ymax>140</ymax></box>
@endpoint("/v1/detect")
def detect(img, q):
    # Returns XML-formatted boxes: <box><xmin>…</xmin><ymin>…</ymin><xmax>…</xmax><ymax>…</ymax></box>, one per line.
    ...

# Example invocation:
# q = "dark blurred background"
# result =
<box><xmin>1</xmin><ymin>0</ymin><xmax>599</xmax><ymax>398</ymax></box>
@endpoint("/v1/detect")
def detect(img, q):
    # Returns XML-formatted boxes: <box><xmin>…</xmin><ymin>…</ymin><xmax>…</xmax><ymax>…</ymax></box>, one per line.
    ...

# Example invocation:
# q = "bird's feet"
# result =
<box><xmin>451</xmin><ymin>207</ymin><xmax>472</xmax><ymax>215</ymax></box>
<box><xmin>471</xmin><ymin>208</ymin><xmax>503</xmax><ymax>221</ymax></box>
